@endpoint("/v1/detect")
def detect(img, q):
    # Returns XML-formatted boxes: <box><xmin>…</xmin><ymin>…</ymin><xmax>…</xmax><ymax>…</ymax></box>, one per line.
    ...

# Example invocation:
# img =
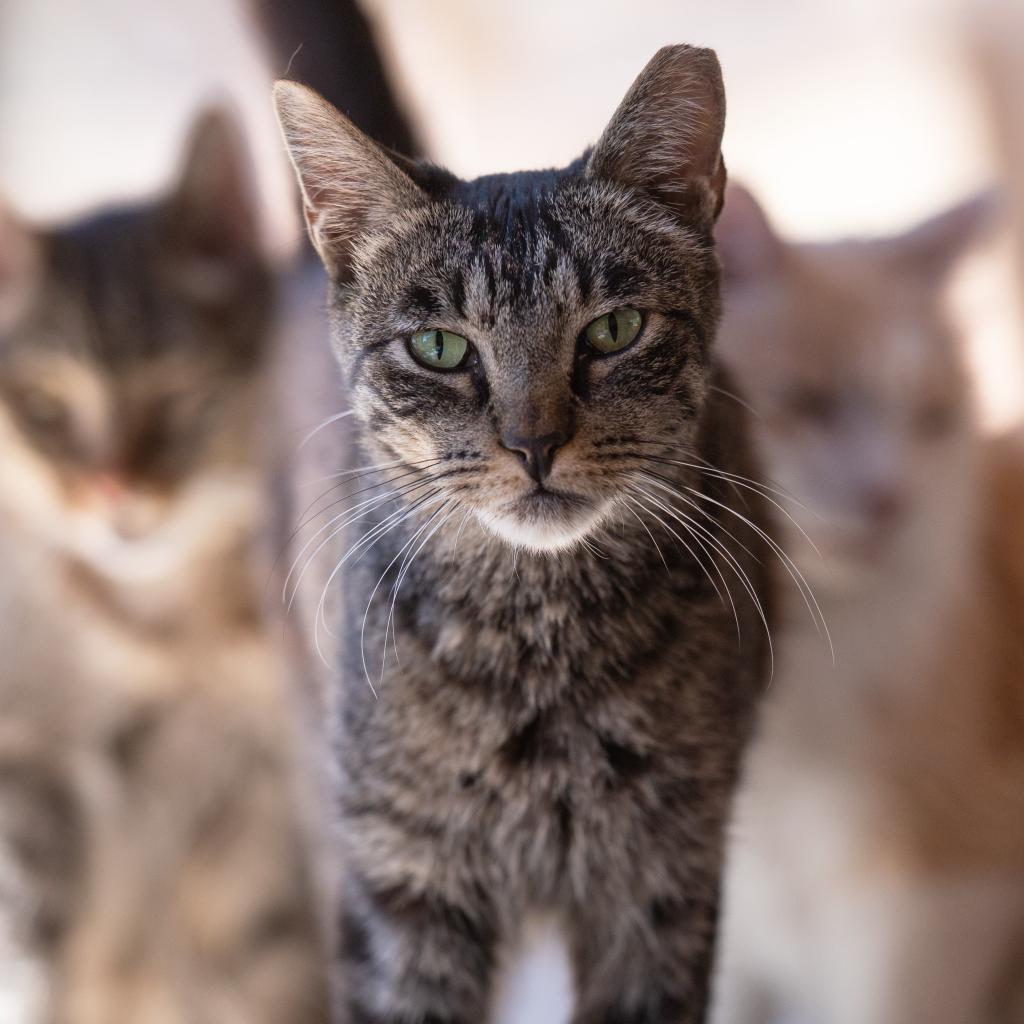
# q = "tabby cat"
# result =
<box><xmin>0</xmin><ymin>110</ymin><xmax>326</xmax><ymax>1023</ymax></box>
<box><xmin>711</xmin><ymin>185</ymin><xmax>1024</xmax><ymax>1024</ymax></box>
<box><xmin>275</xmin><ymin>45</ymin><xmax>775</xmax><ymax>1023</ymax></box>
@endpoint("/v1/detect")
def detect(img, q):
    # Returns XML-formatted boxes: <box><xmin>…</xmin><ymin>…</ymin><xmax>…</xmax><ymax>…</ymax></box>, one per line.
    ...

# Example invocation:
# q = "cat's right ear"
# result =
<box><xmin>715</xmin><ymin>184</ymin><xmax>785</xmax><ymax>285</ymax></box>
<box><xmin>273</xmin><ymin>81</ymin><xmax>426</xmax><ymax>282</ymax></box>
<box><xmin>587</xmin><ymin>45</ymin><xmax>727</xmax><ymax>229</ymax></box>
<box><xmin>885</xmin><ymin>190</ymin><xmax>1000</xmax><ymax>283</ymax></box>
<box><xmin>0</xmin><ymin>204</ymin><xmax>39</xmax><ymax>332</ymax></box>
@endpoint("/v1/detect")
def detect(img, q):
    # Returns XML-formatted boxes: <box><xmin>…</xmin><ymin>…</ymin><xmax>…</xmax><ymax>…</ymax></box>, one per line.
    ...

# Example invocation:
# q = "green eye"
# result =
<box><xmin>408</xmin><ymin>329</ymin><xmax>470</xmax><ymax>371</ymax></box>
<box><xmin>584</xmin><ymin>308</ymin><xmax>643</xmax><ymax>354</ymax></box>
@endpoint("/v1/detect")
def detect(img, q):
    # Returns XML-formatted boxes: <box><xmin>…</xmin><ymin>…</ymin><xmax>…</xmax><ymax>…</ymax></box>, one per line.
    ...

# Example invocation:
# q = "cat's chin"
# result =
<box><xmin>477</xmin><ymin>495</ymin><xmax>610</xmax><ymax>554</ymax></box>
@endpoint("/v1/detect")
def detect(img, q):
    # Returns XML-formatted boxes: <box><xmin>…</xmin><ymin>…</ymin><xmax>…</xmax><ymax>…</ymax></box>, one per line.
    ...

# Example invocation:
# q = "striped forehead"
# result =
<box><xmin>397</xmin><ymin>194</ymin><xmax>655</xmax><ymax>328</ymax></box>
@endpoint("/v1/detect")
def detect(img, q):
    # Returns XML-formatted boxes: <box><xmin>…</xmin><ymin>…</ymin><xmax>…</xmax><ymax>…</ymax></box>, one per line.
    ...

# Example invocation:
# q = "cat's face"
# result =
<box><xmin>716</xmin><ymin>187</ymin><xmax>987</xmax><ymax>587</ymax></box>
<box><xmin>333</xmin><ymin>183</ymin><xmax>719</xmax><ymax>552</ymax></box>
<box><xmin>0</xmin><ymin>112</ymin><xmax>272</xmax><ymax>587</ymax></box>
<box><xmin>276</xmin><ymin>46</ymin><xmax>728</xmax><ymax>552</ymax></box>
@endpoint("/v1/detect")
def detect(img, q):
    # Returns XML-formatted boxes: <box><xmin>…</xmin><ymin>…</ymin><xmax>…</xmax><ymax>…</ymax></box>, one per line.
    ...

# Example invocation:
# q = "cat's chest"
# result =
<box><xmin>348</xmin><ymin>673</ymin><xmax>705</xmax><ymax>845</ymax></box>
<box><xmin>342</xmin><ymin>558</ymin><xmax>749</xmax><ymax>803</ymax></box>
<box><xmin>460</xmin><ymin>706</ymin><xmax>672</xmax><ymax>900</ymax></box>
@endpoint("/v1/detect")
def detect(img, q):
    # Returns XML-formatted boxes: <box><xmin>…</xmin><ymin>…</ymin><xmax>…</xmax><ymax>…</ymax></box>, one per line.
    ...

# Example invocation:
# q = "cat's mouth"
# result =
<box><xmin>518</xmin><ymin>484</ymin><xmax>588</xmax><ymax>510</ymax></box>
<box><xmin>478</xmin><ymin>486</ymin><xmax>606</xmax><ymax>552</ymax></box>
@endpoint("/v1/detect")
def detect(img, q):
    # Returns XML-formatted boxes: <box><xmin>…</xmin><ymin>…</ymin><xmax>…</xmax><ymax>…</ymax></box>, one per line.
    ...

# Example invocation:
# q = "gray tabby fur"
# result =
<box><xmin>275</xmin><ymin>45</ymin><xmax>773</xmax><ymax>1024</ymax></box>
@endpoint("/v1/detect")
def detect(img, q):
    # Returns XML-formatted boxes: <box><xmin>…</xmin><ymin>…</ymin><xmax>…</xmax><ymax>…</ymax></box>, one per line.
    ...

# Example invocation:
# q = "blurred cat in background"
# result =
<box><xmin>710</xmin><ymin>184</ymin><xmax>1024</xmax><ymax>1024</ymax></box>
<box><xmin>0</xmin><ymin>109</ymin><xmax>326</xmax><ymax>1023</ymax></box>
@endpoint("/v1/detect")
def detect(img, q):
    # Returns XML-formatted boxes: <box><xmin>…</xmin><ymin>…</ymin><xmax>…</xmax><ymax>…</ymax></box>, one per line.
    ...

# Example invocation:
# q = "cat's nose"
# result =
<box><xmin>500</xmin><ymin>429</ymin><xmax>569</xmax><ymax>483</ymax></box>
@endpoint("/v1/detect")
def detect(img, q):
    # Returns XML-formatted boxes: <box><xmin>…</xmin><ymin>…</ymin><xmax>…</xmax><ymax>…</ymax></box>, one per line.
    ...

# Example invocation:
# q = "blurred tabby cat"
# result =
<box><xmin>275</xmin><ymin>44</ymin><xmax>776</xmax><ymax>1024</ymax></box>
<box><xmin>711</xmin><ymin>185</ymin><xmax>1024</xmax><ymax>1024</ymax></box>
<box><xmin>0</xmin><ymin>111</ymin><xmax>326</xmax><ymax>1023</ymax></box>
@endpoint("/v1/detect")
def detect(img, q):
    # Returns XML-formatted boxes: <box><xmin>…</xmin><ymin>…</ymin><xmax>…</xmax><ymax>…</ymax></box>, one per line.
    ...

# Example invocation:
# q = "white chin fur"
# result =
<box><xmin>477</xmin><ymin>502</ymin><xmax>610</xmax><ymax>554</ymax></box>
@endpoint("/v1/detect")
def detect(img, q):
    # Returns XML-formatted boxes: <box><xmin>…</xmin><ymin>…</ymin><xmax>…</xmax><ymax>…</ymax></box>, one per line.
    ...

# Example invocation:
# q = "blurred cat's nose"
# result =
<box><xmin>95</xmin><ymin>472</ymin><xmax>126</xmax><ymax>504</ymax></box>
<box><xmin>501</xmin><ymin>430</ymin><xmax>569</xmax><ymax>483</ymax></box>
<box><xmin>863</xmin><ymin>486</ymin><xmax>905</xmax><ymax>530</ymax></box>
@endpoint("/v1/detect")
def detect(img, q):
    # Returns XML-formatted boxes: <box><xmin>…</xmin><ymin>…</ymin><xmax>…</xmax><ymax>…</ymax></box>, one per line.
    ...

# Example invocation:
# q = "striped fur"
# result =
<box><xmin>276</xmin><ymin>45</ymin><xmax>773</xmax><ymax>1024</ymax></box>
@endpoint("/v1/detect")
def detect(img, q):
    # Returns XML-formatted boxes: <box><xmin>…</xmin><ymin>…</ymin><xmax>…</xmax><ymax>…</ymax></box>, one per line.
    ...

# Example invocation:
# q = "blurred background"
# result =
<box><xmin>2</xmin><ymin>0</ymin><xmax>1023</xmax><ymax>426</ymax></box>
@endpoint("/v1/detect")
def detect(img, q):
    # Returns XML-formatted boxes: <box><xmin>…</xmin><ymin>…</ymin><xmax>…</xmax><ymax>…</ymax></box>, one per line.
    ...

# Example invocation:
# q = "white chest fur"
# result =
<box><xmin>490</xmin><ymin>912</ymin><xmax>575</xmax><ymax>1024</ymax></box>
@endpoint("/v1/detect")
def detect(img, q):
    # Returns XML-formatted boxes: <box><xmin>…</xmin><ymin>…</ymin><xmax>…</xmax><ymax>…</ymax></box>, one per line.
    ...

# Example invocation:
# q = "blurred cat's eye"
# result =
<box><xmin>13</xmin><ymin>388</ymin><xmax>69</xmax><ymax>438</ymax></box>
<box><xmin>408</xmin><ymin>329</ymin><xmax>470</xmax><ymax>371</ymax></box>
<box><xmin>584</xmin><ymin>308</ymin><xmax>643</xmax><ymax>354</ymax></box>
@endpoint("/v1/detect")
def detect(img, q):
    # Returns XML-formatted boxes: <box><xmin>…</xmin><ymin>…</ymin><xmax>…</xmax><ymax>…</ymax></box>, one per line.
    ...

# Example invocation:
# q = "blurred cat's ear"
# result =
<box><xmin>0</xmin><ymin>203</ymin><xmax>39</xmax><ymax>331</ymax></box>
<box><xmin>886</xmin><ymin>190</ymin><xmax>1000</xmax><ymax>281</ymax></box>
<box><xmin>273</xmin><ymin>81</ymin><xmax>425</xmax><ymax>283</ymax></box>
<box><xmin>167</xmin><ymin>107</ymin><xmax>261</xmax><ymax>296</ymax></box>
<box><xmin>588</xmin><ymin>45</ymin><xmax>727</xmax><ymax>228</ymax></box>
<box><xmin>715</xmin><ymin>184</ymin><xmax>785</xmax><ymax>285</ymax></box>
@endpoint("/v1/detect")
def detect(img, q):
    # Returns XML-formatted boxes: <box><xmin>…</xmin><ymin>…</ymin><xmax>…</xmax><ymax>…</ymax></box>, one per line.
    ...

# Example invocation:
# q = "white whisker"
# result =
<box><xmin>301</xmin><ymin>455</ymin><xmax>440</xmax><ymax>487</ymax></box>
<box><xmin>450</xmin><ymin>507</ymin><xmax>474</xmax><ymax>562</ymax></box>
<box><xmin>686</xmin><ymin>485</ymin><xmax>833</xmax><ymax>663</ymax></box>
<box><xmin>312</xmin><ymin>489</ymin><xmax>445</xmax><ymax>675</ymax></box>
<box><xmin>381</xmin><ymin>504</ymin><xmax>458</xmax><ymax>681</ymax></box>
<box><xmin>628</xmin><ymin>484</ymin><xmax>739</xmax><ymax>641</ymax></box>
<box><xmin>621</xmin><ymin>497</ymin><xmax>669</xmax><ymax>573</ymax></box>
<box><xmin>284</xmin><ymin>475</ymin><xmax>437</xmax><ymax>607</ymax></box>
<box><xmin>297</xmin><ymin>409</ymin><xmax>356</xmax><ymax>451</ymax></box>
<box><xmin>356</xmin><ymin>499</ymin><xmax>452</xmax><ymax>692</ymax></box>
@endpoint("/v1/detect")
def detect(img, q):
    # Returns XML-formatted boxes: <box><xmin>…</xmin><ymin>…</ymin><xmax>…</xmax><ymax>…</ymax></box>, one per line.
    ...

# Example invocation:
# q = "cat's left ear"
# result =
<box><xmin>165</xmin><ymin>107</ymin><xmax>262</xmax><ymax>298</ymax></box>
<box><xmin>587</xmin><ymin>45</ymin><xmax>727</xmax><ymax>229</ymax></box>
<box><xmin>273</xmin><ymin>81</ymin><xmax>426</xmax><ymax>283</ymax></box>
<box><xmin>886</xmin><ymin>190</ymin><xmax>1000</xmax><ymax>281</ymax></box>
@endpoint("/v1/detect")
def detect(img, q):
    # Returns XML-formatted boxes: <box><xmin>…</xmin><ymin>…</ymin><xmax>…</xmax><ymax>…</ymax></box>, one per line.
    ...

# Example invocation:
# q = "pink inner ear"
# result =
<box><xmin>715</xmin><ymin>184</ymin><xmax>783</xmax><ymax>284</ymax></box>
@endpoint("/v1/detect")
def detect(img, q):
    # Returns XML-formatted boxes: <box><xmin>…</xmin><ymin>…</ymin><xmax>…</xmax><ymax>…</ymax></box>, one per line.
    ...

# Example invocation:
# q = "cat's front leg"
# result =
<box><xmin>569</xmin><ymin>892</ymin><xmax>719</xmax><ymax>1024</ymax></box>
<box><xmin>337</xmin><ymin>874</ymin><xmax>498</xmax><ymax>1024</ymax></box>
<box><xmin>575</xmin><ymin>992</ymin><xmax>699</xmax><ymax>1024</ymax></box>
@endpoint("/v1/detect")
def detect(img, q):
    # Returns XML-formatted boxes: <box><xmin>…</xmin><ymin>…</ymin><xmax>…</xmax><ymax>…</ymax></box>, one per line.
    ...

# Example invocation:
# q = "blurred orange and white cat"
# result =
<box><xmin>711</xmin><ymin>185</ymin><xmax>1024</xmax><ymax>1024</ymax></box>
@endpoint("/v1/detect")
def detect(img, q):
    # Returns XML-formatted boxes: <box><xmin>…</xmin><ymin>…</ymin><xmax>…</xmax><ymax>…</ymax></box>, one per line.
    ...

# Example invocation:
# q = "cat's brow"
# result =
<box><xmin>600</xmin><ymin>261</ymin><xmax>644</xmax><ymax>302</ymax></box>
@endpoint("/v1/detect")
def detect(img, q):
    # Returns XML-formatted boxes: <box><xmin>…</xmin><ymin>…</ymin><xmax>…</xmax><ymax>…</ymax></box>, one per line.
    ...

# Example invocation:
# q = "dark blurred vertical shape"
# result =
<box><xmin>252</xmin><ymin>0</ymin><xmax>420</xmax><ymax>158</ymax></box>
